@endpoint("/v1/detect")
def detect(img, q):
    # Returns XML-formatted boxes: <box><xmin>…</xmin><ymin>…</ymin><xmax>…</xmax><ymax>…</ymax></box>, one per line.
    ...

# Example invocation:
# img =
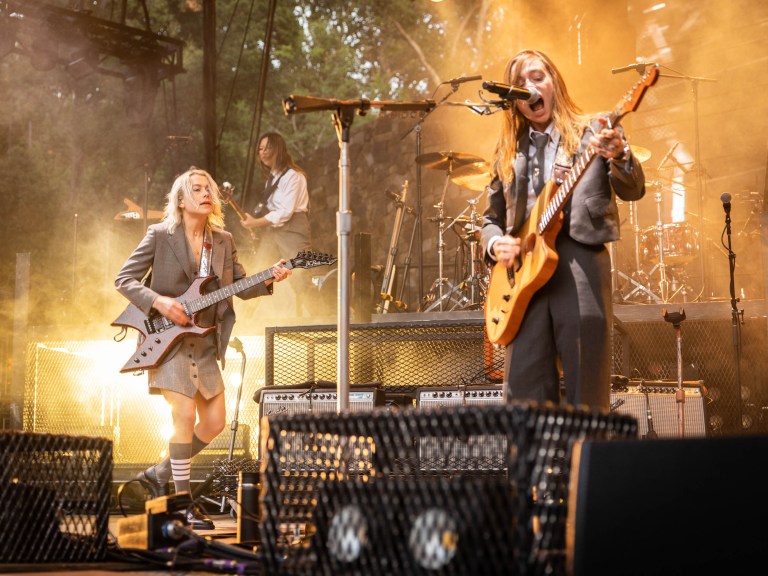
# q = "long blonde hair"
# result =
<box><xmin>494</xmin><ymin>49</ymin><xmax>590</xmax><ymax>183</ymax></box>
<box><xmin>162</xmin><ymin>167</ymin><xmax>225</xmax><ymax>234</ymax></box>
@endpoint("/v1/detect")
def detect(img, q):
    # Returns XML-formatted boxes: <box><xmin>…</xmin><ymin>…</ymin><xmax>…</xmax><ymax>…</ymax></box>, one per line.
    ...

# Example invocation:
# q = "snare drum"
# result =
<box><xmin>640</xmin><ymin>222</ymin><xmax>699</xmax><ymax>265</ymax></box>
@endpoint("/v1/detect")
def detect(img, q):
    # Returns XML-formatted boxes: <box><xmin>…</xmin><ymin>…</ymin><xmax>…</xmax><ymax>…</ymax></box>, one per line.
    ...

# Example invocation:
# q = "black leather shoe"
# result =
<box><xmin>186</xmin><ymin>507</ymin><xmax>215</xmax><ymax>530</ymax></box>
<box><xmin>136</xmin><ymin>467</ymin><xmax>170</xmax><ymax>498</ymax></box>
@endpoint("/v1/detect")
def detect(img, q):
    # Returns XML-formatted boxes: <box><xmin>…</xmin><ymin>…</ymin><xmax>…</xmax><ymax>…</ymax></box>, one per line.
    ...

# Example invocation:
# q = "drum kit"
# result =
<box><xmin>410</xmin><ymin>144</ymin><xmax>703</xmax><ymax>312</ymax></box>
<box><xmin>612</xmin><ymin>146</ymin><xmax>701</xmax><ymax>304</ymax></box>
<box><xmin>415</xmin><ymin>150</ymin><xmax>492</xmax><ymax>312</ymax></box>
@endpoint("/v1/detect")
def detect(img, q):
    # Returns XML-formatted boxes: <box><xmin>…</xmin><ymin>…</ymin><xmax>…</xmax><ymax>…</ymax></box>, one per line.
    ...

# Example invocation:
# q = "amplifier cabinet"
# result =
<box><xmin>417</xmin><ymin>385</ymin><xmax>504</xmax><ymax>408</ymax></box>
<box><xmin>257</xmin><ymin>385</ymin><xmax>383</xmax><ymax>472</ymax></box>
<box><xmin>259</xmin><ymin>389</ymin><xmax>382</xmax><ymax>419</ymax></box>
<box><xmin>416</xmin><ymin>386</ymin><xmax>506</xmax><ymax>471</ymax></box>
<box><xmin>610</xmin><ymin>382</ymin><xmax>708</xmax><ymax>438</ymax></box>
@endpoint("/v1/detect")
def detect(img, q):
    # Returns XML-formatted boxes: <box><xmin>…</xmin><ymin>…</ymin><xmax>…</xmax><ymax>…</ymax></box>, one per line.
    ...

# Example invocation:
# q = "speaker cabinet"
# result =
<box><xmin>610</xmin><ymin>382</ymin><xmax>707</xmax><ymax>438</ymax></box>
<box><xmin>567</xmin><ymin>436</ymin><xmax>768</xmax><ymax>576</ymax></box>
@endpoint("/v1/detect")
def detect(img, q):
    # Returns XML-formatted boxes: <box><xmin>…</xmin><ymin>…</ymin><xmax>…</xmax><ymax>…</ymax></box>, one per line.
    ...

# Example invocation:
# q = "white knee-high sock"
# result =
<box><xmin>169</xmin><ymin>442</ymin><xmax>192</xmax><ymax>495</ymax></box>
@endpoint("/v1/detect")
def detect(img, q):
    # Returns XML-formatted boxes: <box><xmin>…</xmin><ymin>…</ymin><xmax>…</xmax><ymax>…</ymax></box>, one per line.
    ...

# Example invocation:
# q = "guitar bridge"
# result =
<box><xmin>144</xmin><ymin>315</ymin><xmax>173</xmax><ymax>335</ymax></box>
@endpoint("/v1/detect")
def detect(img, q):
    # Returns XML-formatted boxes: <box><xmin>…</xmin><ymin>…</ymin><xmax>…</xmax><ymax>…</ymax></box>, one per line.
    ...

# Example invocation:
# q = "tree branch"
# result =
<box><xmin>390</xmin><ymin>18</ymin><xmax>441</xmax><ymax>88</ymax></box>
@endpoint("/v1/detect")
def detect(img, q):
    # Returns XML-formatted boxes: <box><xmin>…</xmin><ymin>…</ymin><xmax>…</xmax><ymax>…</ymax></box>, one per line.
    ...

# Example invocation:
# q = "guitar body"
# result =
<box><xmin>485</xmin><ymin>181</ymin><xmax>563</xmax><ymax>347</ymax></box>
<box><xmin>112</xmin><ymin>250</ymin><xmax>337</xmax><ymax>373</ymax></box>
<box><xmin>112</xmin><ymin>276</ymin><xmax>217</xmax><ymax>373</ymax></box>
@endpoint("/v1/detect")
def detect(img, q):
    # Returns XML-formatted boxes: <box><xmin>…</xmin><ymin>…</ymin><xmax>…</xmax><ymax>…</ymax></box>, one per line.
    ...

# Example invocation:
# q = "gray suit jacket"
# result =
<box><xmin>481</xmin><ymin>119</ymin><xmax>645</xmax><ymax>259</ymax></box>
<box><xmin>115</xmin><ymin>222</ymin><xmax>270</xmax><ymax>367</ymax></box>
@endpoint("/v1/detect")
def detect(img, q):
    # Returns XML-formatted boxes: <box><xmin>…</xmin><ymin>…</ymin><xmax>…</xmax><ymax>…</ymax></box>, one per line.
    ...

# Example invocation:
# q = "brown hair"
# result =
<box><xmin>257</xmin><ymin>132</ymin><xmax>305</xmax><ymax>176</ymax></box>
<box><xmin>494</xmin><ymin>49</ymin><xmax>590</xmax><ymax>183</ymax></box>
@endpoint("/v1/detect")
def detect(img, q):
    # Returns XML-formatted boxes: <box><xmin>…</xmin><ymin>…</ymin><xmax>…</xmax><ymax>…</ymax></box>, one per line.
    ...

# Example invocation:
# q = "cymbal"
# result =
<box><xmin>630</xmin><ymin>145</ymin><xmax>651</xmax><ymax>163</ymax></box>
<box><xmin>450</xmin><ymin>161</ymin><xmax>493</xmax><ymax>191</ymax></box>
<box><xmin>416</xmin><ymin>151</ymin><xmax>485</xmax><ymax>171</ymax></box>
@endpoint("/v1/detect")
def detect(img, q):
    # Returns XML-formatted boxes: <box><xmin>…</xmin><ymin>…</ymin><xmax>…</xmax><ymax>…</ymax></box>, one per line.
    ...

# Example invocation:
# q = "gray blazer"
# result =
<box><xmin>115</xmin><ymin>222</ymin><xmax>270</xmax><ymax>367</ymax></box>
<box><xmin>481</xmin><ymin>119</ymin><xmax>645</xmax><ymax>258</ymax></box>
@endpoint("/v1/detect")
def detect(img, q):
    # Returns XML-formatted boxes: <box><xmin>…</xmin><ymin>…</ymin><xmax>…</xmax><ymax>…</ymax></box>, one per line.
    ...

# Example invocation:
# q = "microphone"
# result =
<box><xmin>656</xmin><ymin>141</ymin><xmax>680</xmax><ymax>171</ymax></box>
<box><xmin>720</xmin><ymin>192</ymin><xmax>732</xmax><ymax>214</ymax></box>
<box><xmin>482</xmin><ymin>81</ymin><xmax>541</xmax><ymax>104</ymax></box>
<box><xmin>447</xmin><ymin>74</ymin><xmax>482</xmax><ymax>86</ymax></box>
<box><xmin>230</xmin><ymin>337</ymin><xmax>244</xmax><ymax>353</ymax></box>
<box><xmin>611</xmin><ymin>62</ymin><xmax>648</xmax><ymax>75</ymax></box>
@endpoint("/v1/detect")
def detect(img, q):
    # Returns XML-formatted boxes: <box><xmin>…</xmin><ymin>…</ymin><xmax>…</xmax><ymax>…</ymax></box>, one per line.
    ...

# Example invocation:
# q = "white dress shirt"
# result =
<box><xmin>264</xmin><ymin>167</ymin><xmax>309</xmax><ymax>226</ymax></box>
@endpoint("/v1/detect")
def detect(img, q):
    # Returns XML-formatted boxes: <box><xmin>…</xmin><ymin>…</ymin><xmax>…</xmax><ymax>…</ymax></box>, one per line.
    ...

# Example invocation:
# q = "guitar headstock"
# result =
<box><xmin>290</xmin><ymin>250</ymin><xmax>338</xmax><ymax>269</ymax></box>
<box><xmin>220</xmin><ymin>181</ymin><xmax>235</xmax><ymax>202</ymax></box>
<box><xmin>613</xmin><ymin>64</ymin><xmax>660</xmax><ymax>122</ymax></box>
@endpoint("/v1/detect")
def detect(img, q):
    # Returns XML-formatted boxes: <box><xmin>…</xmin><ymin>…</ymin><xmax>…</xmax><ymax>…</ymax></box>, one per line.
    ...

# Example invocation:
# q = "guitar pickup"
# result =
<box><xmin>144</xmin><ymin>318</ymin><xmax>157</xmax><ymax>335</ymax></box>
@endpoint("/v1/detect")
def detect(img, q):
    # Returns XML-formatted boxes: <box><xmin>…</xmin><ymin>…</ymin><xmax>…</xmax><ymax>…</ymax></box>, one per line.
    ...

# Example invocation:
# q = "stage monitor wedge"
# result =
<box><xmin>566</xmin><ymin>435</ymin><xmax>768</xmax><ymax>576</ymax></box>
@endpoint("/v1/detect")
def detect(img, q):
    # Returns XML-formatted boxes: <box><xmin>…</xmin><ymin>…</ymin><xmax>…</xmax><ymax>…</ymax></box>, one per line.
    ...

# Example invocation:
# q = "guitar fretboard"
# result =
<box><xmin>188</xmin><ymin>268</ymin><xmax>280</xmax><ymax>314</ymax></box>
<box><xmin>536</xmin><ymin>107</ymin><xmax>622</xmax><ymax>235</ymax></box>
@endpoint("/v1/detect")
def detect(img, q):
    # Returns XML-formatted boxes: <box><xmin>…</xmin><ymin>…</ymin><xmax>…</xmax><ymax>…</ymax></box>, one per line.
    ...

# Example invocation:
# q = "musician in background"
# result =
<box><xmin>115</xmin><ymin>167</ymin><xmax>290</xmax><ymax>529</ymax></box>
<box><xmin>480</xmin><ymin>49</ymin><xmax>645</xmax><ymax>410</ymax></box>
<box><xmin>240</xmin><ymin>132</ymin><xmax>312</xmax><ymax>318</ymax></box>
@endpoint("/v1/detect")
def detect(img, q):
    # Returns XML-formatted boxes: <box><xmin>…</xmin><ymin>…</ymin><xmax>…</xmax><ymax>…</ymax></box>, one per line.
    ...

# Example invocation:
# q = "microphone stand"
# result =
<box><xmin>638</xmin><ymin>379</ymin><xmax>658</xmax><ymax>439</ymax></box>
<box><xmin>662</xmin><ymin>308</ymin><xmax>687</xmax><ymax>438</ymax></box>
<box><xmin>283</xmin><ymin>95</ymin><xmax>435</xmax><ymax>412</ymax></box>
<box><xmin>723</xmin><ymin>202</ymin><xmax>745</xmax><ymax>432</ymax></box>
<box><xmin>221</xmin><ymin>337</ymin><xmax>247</xmax><ymax>513</ymax></box>
<box><xmin>398</xmin><ymin>79</ymin><xmax>466</xmax><ymax>305</ymax></box>
<box><xmin>655</xmin><ymin>65</ymin><xmax>717</xmax><ymax>299</ymax></box>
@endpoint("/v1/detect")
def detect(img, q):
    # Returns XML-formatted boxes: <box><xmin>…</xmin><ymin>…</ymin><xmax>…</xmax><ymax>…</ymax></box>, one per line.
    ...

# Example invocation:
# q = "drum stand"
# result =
<box><xmin>421</xmin><ymin>175</ymin><xmax>469</xmax><ymax>312</ymax></box>
<box><xmin>643</xmin><ymin>191</ymin><xmax>697</xmax><ymax>303</ymax></box>
<box><xmin>453</xmin><ymin>194</ymin><xmax>487</xmax><ymax>309</ymax></box>
<box><xmin>613</xmin><ymin>200</ymin><xmax>661</xmax><ymax>303</ymax></box>
<box><xmin>646</xmin><ymin>191</ymin><xmax>672</xmax><ymax>302</ymax></box>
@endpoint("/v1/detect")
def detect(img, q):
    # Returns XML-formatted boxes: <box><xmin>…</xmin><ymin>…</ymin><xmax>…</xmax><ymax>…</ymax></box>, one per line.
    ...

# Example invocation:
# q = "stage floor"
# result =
<box><xmin>2</xmin><ymin>513</ymin><xmax>240</xmax><ymax>575</ymax></box>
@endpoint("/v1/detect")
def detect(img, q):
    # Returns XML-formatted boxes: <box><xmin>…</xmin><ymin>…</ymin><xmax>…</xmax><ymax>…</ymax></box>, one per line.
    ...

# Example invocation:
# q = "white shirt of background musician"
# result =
<box><xmin>263</xmin><ymin>167</ymin><xmax>309</xmax><ymax>227</ymax></box>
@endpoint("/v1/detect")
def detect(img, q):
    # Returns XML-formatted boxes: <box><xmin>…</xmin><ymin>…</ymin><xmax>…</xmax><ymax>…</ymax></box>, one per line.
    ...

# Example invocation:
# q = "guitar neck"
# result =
<box><xmin>226</xmin><ymin>198</ymin><xmax>248</xmax><ymax>221</ymax></box>
<box><xmin>537</xmin><ymin>146</ymin><xmax>598</xmax><ymax>234</ymax></box>
<box><xmin>187</xmin><ymin>263</ymin><xmax>292</xmax><ymax>314</ymax></box>
<box><xmin>538</xmin><ymin>105</ymin><xmax>628</xmax><ymax>235</ymax></box>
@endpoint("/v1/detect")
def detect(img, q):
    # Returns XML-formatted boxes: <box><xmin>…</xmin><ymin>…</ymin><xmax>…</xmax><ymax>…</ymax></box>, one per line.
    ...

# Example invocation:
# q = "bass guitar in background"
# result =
<box><xmin>220</xmin><ymin>181</ymin><xmax>261</xmax><ymax>241</ymax></box>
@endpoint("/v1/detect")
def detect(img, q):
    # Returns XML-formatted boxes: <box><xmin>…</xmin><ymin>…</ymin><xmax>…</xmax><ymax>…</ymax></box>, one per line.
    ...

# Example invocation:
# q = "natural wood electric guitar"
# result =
<box><xmin>485</xmin><ymin>65</ymin><xmax>659</xmax><ymax>347</ymax></box>
<box><xmin>112</xmin><ymin>250</ymin><xmax>336</xmax><ymax>372</ymax></box>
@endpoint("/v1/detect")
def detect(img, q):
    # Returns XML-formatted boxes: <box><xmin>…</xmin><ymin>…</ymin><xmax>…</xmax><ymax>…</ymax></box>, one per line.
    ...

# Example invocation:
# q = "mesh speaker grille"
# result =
<box><xmin>259</xmin><ymin>402</ymin><xmax>638</xmax><ymax>575</ymax></box>
<box><xmin>0</xmin><ymin>431</ymin><xmax>112</xmax><ymax>563</ymax></box>
<box><xmin>611</xmin><ymin>308</ymin><xmax>768</xmax><ymax>436</ymax></box>
<box><xmin>266</xmin><ymin>317</ymin><xmax>504</xmax><ymax>393</ymax></box>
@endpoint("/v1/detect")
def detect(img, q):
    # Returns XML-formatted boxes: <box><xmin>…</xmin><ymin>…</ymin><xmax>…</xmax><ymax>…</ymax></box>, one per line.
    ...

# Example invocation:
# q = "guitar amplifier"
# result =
<box><xmin>610</xmin><ymin>381</ymin><xmax>708</xmax><ymax>438</ymax></box>
<box><xmin>255</xmin><ymin>383</ymin><xmax>383</xmax><ymax>472</ymax></box>
<box><xmin>416</xmin><ymin>386</ymin><xmax>506</xmax><ymax>471</ymax></box>
<box><xmin>257</xmin><ymin>385</ymin><xmax>383</xmax><ymax>419</ymax></box>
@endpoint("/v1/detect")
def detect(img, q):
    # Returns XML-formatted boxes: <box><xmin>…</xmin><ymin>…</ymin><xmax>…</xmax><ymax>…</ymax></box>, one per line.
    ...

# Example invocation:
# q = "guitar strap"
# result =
<box><xmin>199</xmin><ymin>228</ymin><xmax>213</xmax><ymax>275</ymax></box>
<box><xmin>256</xmin><ymin>168</ymin><xmax>289</xmax><ymax>213</ymax></box>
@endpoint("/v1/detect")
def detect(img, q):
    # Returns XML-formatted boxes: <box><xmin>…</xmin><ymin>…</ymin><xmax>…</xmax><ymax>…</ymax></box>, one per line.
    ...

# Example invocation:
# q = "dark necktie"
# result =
<box><xmin>531</xmin><ymin>131</ymin><xmax>549</xmax><ymax>195</ymax></box>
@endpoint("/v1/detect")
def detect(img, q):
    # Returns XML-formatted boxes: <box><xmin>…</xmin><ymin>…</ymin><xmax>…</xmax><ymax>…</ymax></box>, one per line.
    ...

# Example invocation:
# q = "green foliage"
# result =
<box><xmin>1</xmin><ymin>0</ymin><xmax>508</xmax><ymax>326</ymax></box>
